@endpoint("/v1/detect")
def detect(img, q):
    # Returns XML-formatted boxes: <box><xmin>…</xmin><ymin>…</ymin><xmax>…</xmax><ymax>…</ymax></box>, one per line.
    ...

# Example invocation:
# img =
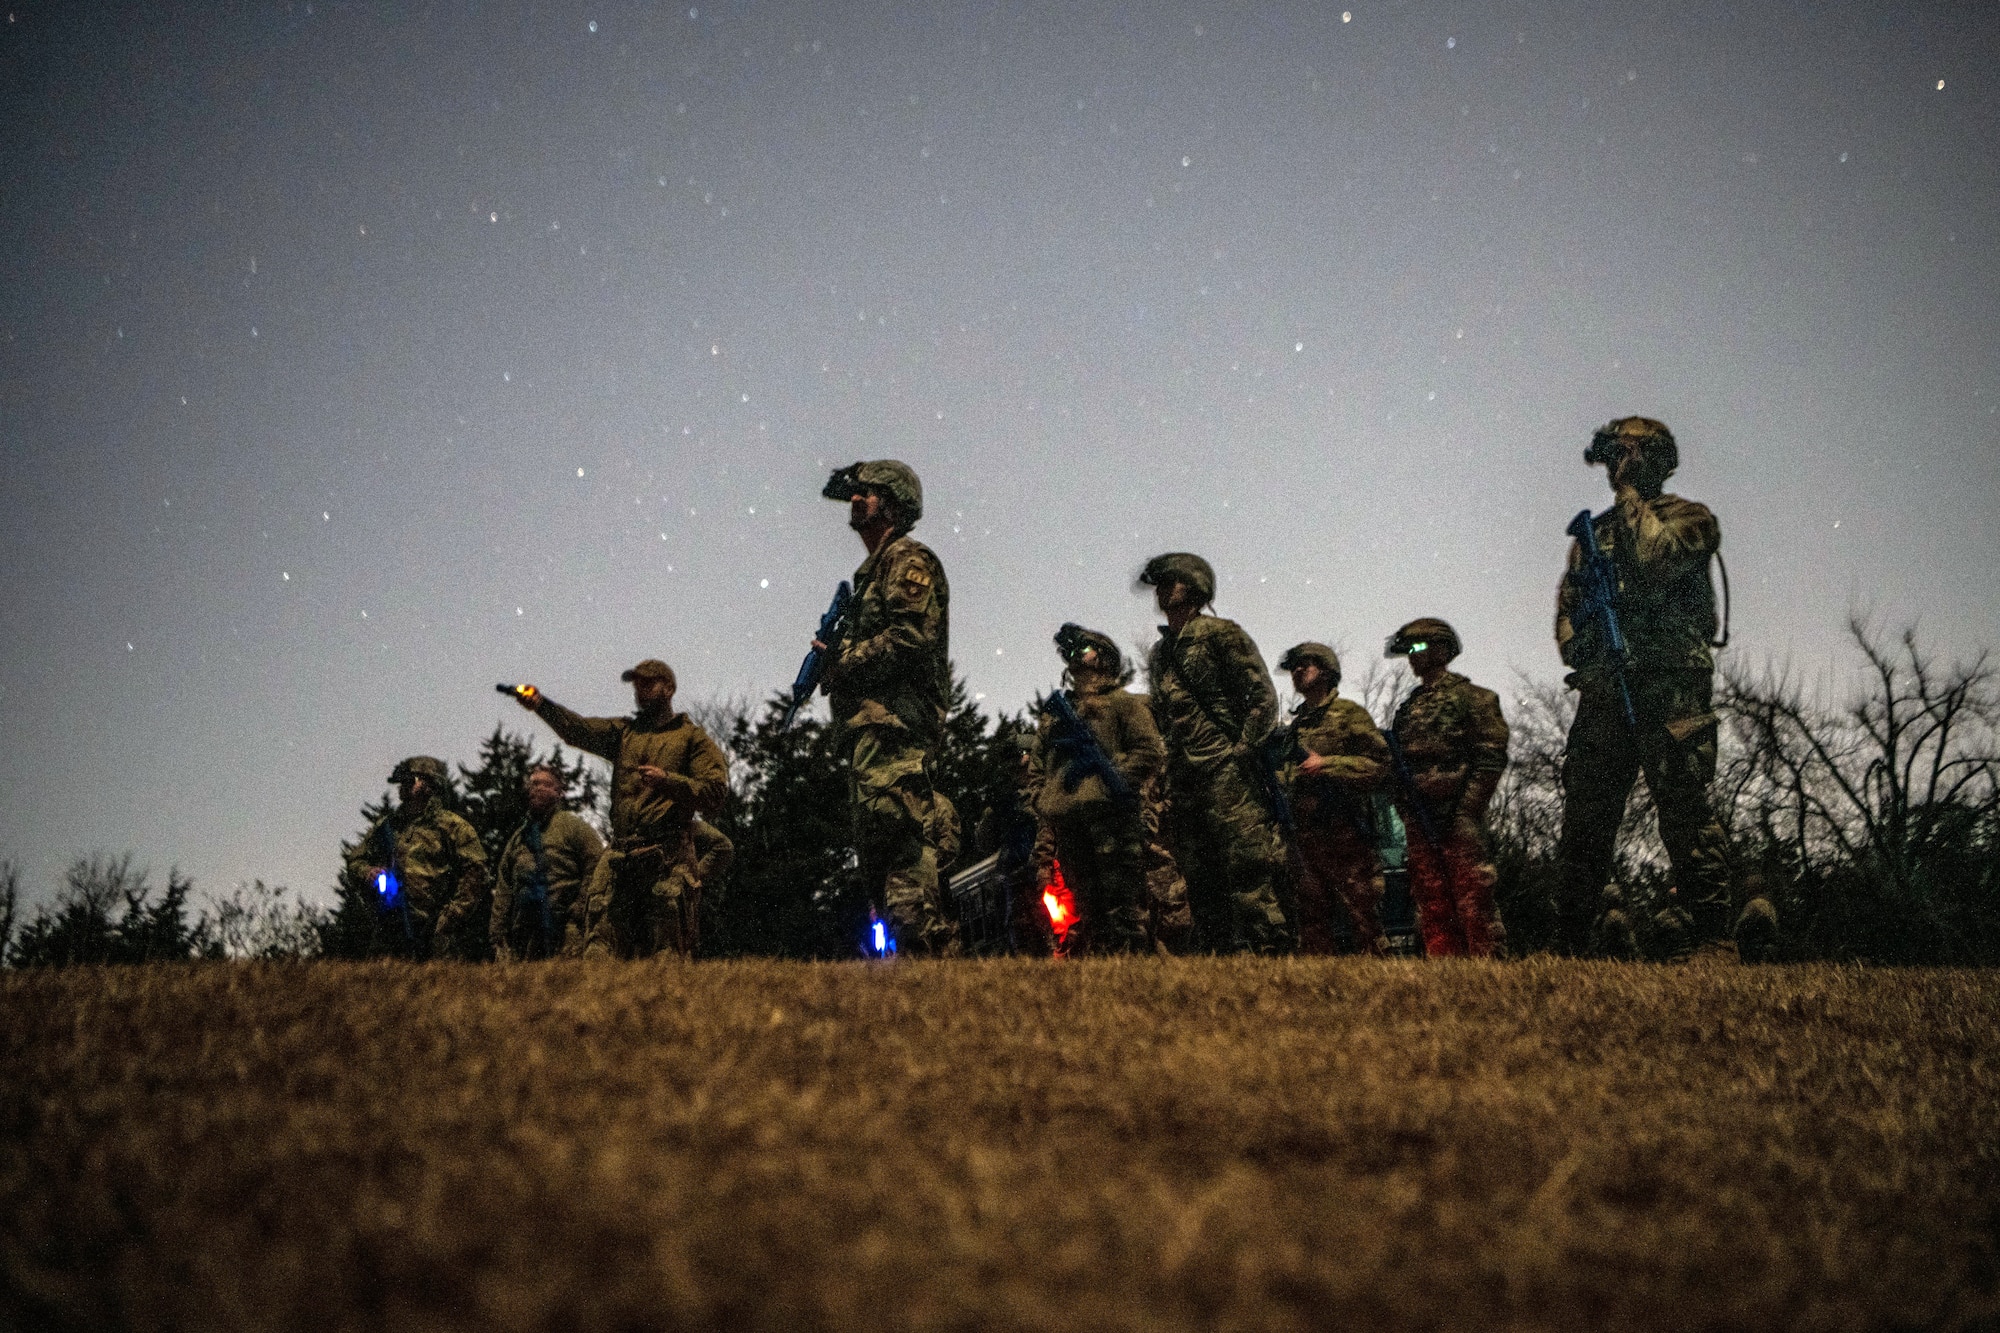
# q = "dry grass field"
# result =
<box><xmin>3</xmin><ymin>957</ymin><xmax>1996</xmax><ymax>1333</ymax></box>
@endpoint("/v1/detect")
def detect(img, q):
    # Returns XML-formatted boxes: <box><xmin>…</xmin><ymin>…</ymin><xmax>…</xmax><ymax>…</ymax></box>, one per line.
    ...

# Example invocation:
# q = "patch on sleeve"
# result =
<box><xmin>890</xmin><ymin>557</ymin><xmax>934</xmax><ymax>607</ymax></box>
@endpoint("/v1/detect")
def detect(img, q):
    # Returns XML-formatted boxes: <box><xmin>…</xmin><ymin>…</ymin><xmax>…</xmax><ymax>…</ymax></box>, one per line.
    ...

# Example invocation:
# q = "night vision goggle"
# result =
<box><xmin>821</xmin><ymin>464</ymin><xmax>867</xmax><ymax>502</ymax></box>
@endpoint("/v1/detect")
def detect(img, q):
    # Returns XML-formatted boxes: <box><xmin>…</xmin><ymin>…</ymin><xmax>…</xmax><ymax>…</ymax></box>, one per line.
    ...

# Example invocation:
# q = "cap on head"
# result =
<box><xmin>1139</xmin><ymin>552</ymin><xmax>1216</xmax><ymax>606</ymax></box>
<box><xmin>621</xmin><ymin>658</ymin><xmax>677</xmax><ymax>690</ymax></box>
<box><xmin>1586</xmin><ymin>416</ymin><xmax>1678</xmax><ymax>476</ymax></box>
<box><xmin>824</xmin><ymin>459</ymin><xmax>923</xmax><ymax>525</ymax></box>
<box><xmin>1054</xmin><ymin>622</ymin><xmax>1124</xmax><ymax>678</ymax></box>
<box><xmin>1277</xmin><ymin>641</ymin><xmax>1342</xmax><ymax>684</ymax></box>
<box><xmin>389</xmin><ymin>755</ymin><xmax>451</xmax><ymax>785</ymax></box>
<box><xmin>1384</xmin><ymin>617</ymin><xmax>1462</xmax><ymax>665</ymax></box>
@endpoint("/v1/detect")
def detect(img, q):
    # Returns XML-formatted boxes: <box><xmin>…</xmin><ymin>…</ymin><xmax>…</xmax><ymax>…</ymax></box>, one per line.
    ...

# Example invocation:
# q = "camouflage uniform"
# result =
<box><xmin>1148</xmin><ymin>611</ymin><xmax>1290</xmax><ymax>955</ymax></box>
<box><xmin>1555</xmin><ymin>418</ymin><xmax>1732</xmax><ymax>953</ymax></box>
<box><xmin>490</xmin><ymin>808</ymin><xmax>603</xmax><ymax>960</ymax></box>
<box><xmin>1034</xmin><ymin>675</ymin><xmax>1167</xmax><ymax>955</ymax></box>
<box><xmin>1389</xmin><ymin>659</ymin><xmax>1510</xmax><ymax>958</ymax></box>
<box><xmin>1138</xmin><ymin>779</ymin><xmax>1194</xmax><ymax>952</ymax></box>
<box><xmin>532</xmin><ymin>689</ymin><xmax>728</xmax><ymax>959</ymax></box>
<box><xmin>1277</xmin><ymin>646</ymin><xmax>1391</xmax><ymax>956</ymax></box>
<box><xmin>346</xmin><ymin>758</ymin><xmax>489</xmax><ymax>961</ymax></box>
<box><xmin>686</xmin><ymin>819</ymin><xmax>735</xmax><ymax>955</ymax></box>
<box><xmin>824</xmin><ymin>462</ymin><xmax>958</xmax><ymax>956</ymax></box>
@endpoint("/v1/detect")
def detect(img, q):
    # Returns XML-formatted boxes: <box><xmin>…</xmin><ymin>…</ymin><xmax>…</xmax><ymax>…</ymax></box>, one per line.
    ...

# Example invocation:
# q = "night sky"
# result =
<box><xmin>2</xmin><ymin>1</ymin><xmax>1995</xmax><ymax>908</ymax></box>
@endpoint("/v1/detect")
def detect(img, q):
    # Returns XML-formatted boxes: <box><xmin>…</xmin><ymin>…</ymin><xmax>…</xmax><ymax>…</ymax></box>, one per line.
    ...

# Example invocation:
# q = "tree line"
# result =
<box><xmin>5</xmin><ymin>621</ymin><xmax>1995</xmax><ymax>968</ymax></box>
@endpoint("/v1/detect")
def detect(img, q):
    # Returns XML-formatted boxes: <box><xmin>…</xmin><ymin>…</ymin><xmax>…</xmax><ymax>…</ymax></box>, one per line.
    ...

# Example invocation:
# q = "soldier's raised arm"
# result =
<box><xmin>524</xmin><ymin>693</ymin><xmax>624</xmax><ymax>765</ymax></box>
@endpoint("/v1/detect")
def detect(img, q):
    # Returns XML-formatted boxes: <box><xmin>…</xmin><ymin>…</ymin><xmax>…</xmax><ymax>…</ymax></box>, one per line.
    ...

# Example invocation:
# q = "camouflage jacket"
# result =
<box><xmin>1034</xmin><ymin>679</ymin><xmax>1168</xmax><ymax>822</ymax></box>
<box><xmin>1148</xmin><ymin>615</ymin><xmax>1278</xmax><ymax>777</ymax></box>
<box><xmin>827</xmin><ymin>532</ymin><xmax>950</xmax><ymax>743</ymax></box>
<box><xmin>491</xmin><ymin>808</ymin><xmax>603</xmax><ymax>943</ymax></box>
<box><xmin>1279</xmin><ymin>696</ymin><xmax>1388</xmax><ymax>824</ymax></box>
<box><xmin>1389</xmin><ymin>671</ymin><xmax>1510</xmax><ymax>818</ymax></box>
<box><xmin>345</xmin><ymin>799</ymin><xmax>488</xmax><ymax>918</ymax></box>
<box><xmin>533</xmin><ymin>699</ymin><xmax>728</xmax><ymax>845</ymax></box>
<box><xmin>691</xmin><ymin>820</ymin><xmax>736</xmax><ymax>903</ymax></box>
<box><xmin>1557</xmin><ymin>490</ymin><xmax>1721</xmax><ymax>680</ymax></box>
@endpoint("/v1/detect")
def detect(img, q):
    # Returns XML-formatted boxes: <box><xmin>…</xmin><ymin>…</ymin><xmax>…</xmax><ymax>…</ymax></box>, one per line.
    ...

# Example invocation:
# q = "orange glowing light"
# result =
<box><xmin>1042</xmin><ymin>860</ymin><xmax>1077</xmax><ymax>945</ymax></box>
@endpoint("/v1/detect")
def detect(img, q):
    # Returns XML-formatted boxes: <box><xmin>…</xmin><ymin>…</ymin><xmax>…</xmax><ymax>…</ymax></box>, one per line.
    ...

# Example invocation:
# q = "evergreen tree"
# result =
<box><xmin>7</xmin><ymin>855</ymin><xmax>217</xmax><ymax>967</ymax></box>
<box><xmin>705</xmin><ymin>694</ymin><xmax>853</xmax><ymax>958</ymax></box>
<box><xmin>454</xmin><ymin>726</ymin><xmax>604</xmax><ymax>863</ymax></box>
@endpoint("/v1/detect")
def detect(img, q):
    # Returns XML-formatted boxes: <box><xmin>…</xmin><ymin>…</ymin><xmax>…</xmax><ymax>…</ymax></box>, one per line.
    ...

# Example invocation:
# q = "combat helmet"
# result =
<box><xmin>1384</xmin><ymin>618</ymin><xmax>1462</xmax><ymax>665</ymax></box>
<box><xmin>1054</xmin><ymin>622</ymin><xmax>1128</xmax><ymax>683</ymax></box>
<box><xmin>1139</xmin><ymin>552</ymin><xmax>1216</xmax><ymax>606</ymax></box>
<box><xmin>1585</xmin><ymin>416</ymin><xmax>1678</xmax><ymax>477</ymax></box>
<box><xmin>823</xmin><ymin>459</ymin><xmax>923</xmax><ymax>525</ymax></box>
<box><xmin>1277</xmin><ymin>641</ymin><xmax>1342</xmax><ymax>685</ymax></box>
<box><xmin>388</xmin><ymin>755</ymin><xmax>451</xmax><ymax>786</ymax></box>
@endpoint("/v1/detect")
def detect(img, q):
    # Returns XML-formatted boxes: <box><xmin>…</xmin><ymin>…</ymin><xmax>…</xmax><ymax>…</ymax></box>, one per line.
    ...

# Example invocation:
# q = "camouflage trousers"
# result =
<box><xmin>577</xmin><ymin>833</ymin><xmax>699</xmax><ymax>960</ymax></box>
<box><xmin>1406</xmin><ymin>815</ymin><xmax>1503</xmax><ymax>958</ymax></box>
<box><xmin>1140</xmin><ymin>779</ymin><xmax>1193</xmax><ymax>953</ymax></box>
<box><xmin>1556</xmin><ymin>672</ymin><xmax>1732</xmax><ymax>952</ymax></box>
<box><xmin>1046</xmin><ymin>805</ymin><xmax>1151</xmax><ymax>955</ymax></box>
<box><xmin>1293</xmin><ymin>816</ymin><xmax>1388</xmax><ymax>956</ymax></box>
<box><xmin>849</xmin><ymin>724</ymin><xmax>959</xmax><ymax>957</ymax></box>
<box><xmin>1165</xmin><ymin>760</ymin><xmax>1290</xmax><ymax>955</ymax></box>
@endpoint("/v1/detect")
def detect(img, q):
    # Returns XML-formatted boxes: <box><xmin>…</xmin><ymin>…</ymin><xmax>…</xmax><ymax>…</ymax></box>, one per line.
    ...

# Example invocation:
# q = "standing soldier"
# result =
<box><xmin>1032</xmin><ymin>623</ymin><xmax>1168</xmax><ymax>955</ymax></box>
<box><xmin>510</xmin><ymin>660</ymin><xmax>728</xmax><ymax>959</ymax></box>
<box><xmin>1384</xmin><ymin>620</ymin><xmax>1510</xmax><ymax>958</ymax></box>
<box><xmin>1141</xmin><ymin>553</ymin><xmax>1291</xmax><ymax>954</ymax></box>
<box><xmin>1275</xmin><ymin>643</ymin><xmax>1391</xmax><ymax>956</ymax></box>
<box><xmin>814</xmin><ymin>460</ymin><xmax>959</xmax><ymax>956</ymax></box>
<box><xmin>489</xmin><ymin>763</ymin><xmax>604</xmax><ymax>961</ymax></box>
<box><xmin>1554</xmin><ymin>416</ymin><xmax>1762</xmax><ymax>960</ymax></box>
<box><xmin>347</xmin><ymin>756</ymin><xmax>488</xmax><ymax>960</ymax></box>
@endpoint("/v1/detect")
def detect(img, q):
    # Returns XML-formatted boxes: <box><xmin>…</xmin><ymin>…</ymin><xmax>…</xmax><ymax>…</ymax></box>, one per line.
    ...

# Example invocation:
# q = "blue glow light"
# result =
<box><xmin>375</xmin><ymin>869</ymin><xmax>403</xmax><ymax>909</ymax></box>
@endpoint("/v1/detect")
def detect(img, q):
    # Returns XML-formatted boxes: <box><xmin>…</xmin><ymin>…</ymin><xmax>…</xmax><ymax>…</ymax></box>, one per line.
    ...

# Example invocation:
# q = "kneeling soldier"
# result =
<box><xmin>1276</xmin><ymin>643</ymin><xmax>1391</xmax><ymax>955</ymax></box>
<box><xmin>347</xmin><ymin>756</ymin><xmax>489</xmax><ymax>960</ymax></box>
<box><xmin>511</xmin><ymin>660</ymin><xmax>728</xmax><ymax>959</ymax></box>
<box><xmin>491</xmin><ymin>763</ymin><xmax>604</xmax><ymax>961</ymax></box>
<box><xmin>1033</xmin><ymin>624</ymin><xmax>1167</xmax><ymax>955</ymax></box>
<box><xmin>1384</xmin><ymin>619</ymin><xmax>1510</xmax><ymax>958</ymax></box>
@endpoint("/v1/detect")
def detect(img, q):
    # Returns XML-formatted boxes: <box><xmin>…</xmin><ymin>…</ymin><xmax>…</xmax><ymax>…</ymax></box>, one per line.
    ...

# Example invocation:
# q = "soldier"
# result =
<box><xmin>346</xmin><ymin>755</ymin><xmax>489</xmax><ymax>960</ymax></box>
<box><xmin>1275</xmin><ymin>643</ymin><xmax>1391</xmax><ymax>956</ymax></box>
<box><xmin>1384</xmin><ymin>619</ymin><xmax>1510</xmax><ymax>958</ymax></box>
<box><xmin>510</xmin><ymin>660</ymin><xmax>728</xmax><ymax>959</ymax></box>
<box><xmin>1141</xmin><ymin>553</ymin><xmax>1291</xmax><ymax>954</ymax></box>
<box><xmin>814</xmin><ymin>460</ymin><xmax>959</xmax><ymax>956</ymax></box>
<box><xmin>1138</xmin><ymin>777</ymin><xmax>1195</xmax><ymax>955</ymax></box>
<box><xmin>489</xmin><ymin>764</ymin><xmax>604</xmax><ymax>961</ymax></box>
<box><xmin>1032</xmin><ymin>624</ymin><xmax>1168</xmax><ymax>955</ymax></box>
<box><xmin>979</xmin><ymin>732</ymin><xmax>1057</xmax><ymax>955</ymax></box>
<box><xmin>1553</xmin><ymin>416</ymin><xmax>1766</xmax><ymax>960</ymax></box>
